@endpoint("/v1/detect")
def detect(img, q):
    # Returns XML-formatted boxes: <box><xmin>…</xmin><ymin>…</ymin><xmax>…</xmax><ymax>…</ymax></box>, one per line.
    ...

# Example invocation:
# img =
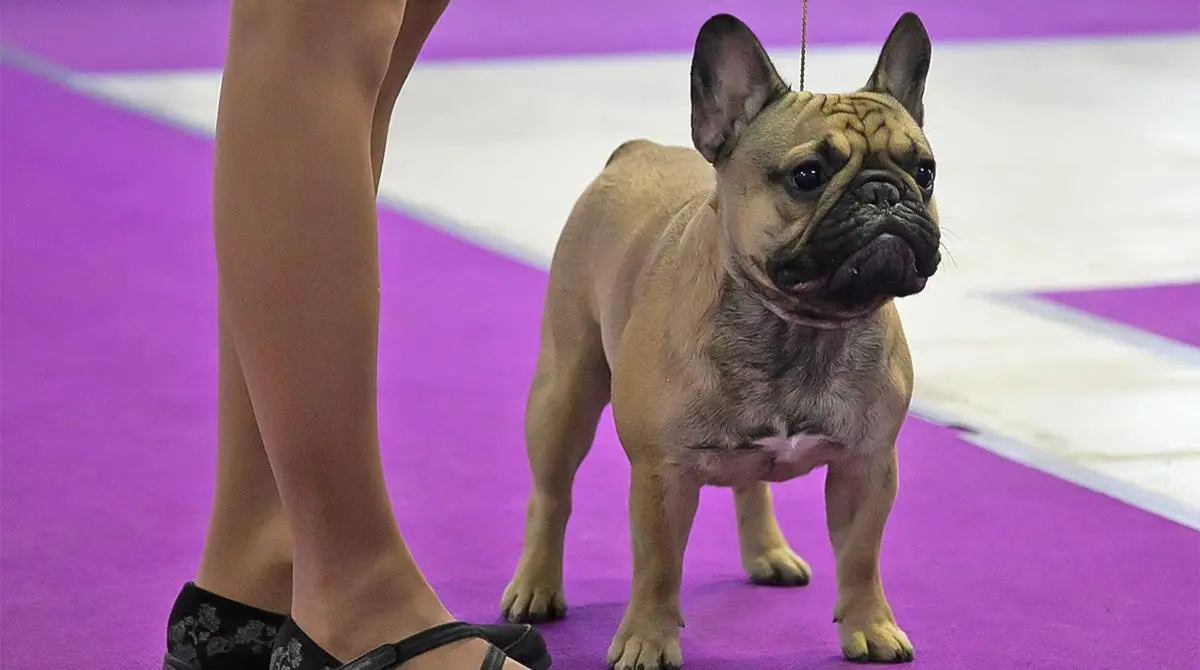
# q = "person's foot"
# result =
<box><xmin>270</xmin><ymin>619</ymin><xmax>540</xmax><ymax>670</ymax></box>
<box><xmin>282</xmin><ymin>544</ymin><xmax>553</xmax><ymax>669</ymax></box>
<box><xmin>164</xmin><ymin>582</ymin><xmax>287</xmax><ymax>670</ymax></box>
<box><xmin>165</xmin><ymin>583</ymin><xmax>549</xmax><ymax>670</ymax></box>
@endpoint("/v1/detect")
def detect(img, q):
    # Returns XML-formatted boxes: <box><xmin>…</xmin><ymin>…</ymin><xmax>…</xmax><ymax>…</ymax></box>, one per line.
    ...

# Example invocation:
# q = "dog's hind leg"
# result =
<box><xmin>501</xmin><ymin>302</ymin><xmax>611</xmax><ymax>624</ymax></box>
<box><xmin>733</xmin><ymin>482</ymin><xmax>812</xmax><ymax>587</ymax></box>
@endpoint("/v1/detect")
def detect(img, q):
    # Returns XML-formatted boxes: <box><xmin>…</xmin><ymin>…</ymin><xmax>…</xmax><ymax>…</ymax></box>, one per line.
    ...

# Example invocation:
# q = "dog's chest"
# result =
<box><xmin>752</xmin><ymin>431</ymin><xmax>827</xmax><ymax>460</ymax></box>
<box><xmin>690</xmin><ymin>427</ymin><xmax>836</xmax><ymax>486</ymax></box>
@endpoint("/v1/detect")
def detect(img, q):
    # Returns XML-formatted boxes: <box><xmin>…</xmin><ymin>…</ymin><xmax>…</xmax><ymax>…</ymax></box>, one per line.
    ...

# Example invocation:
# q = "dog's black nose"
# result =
<box><xmin>858</xmin><ymin>180</ymin><xmax>902</xmax><ymax>208</ymax></box>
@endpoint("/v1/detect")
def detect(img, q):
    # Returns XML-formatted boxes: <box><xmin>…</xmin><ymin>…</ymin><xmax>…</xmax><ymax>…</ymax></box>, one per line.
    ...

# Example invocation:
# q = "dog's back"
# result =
<box><xmin>544</xmin><ymin>139</ymin><xmax>715</xmax><ymax>362</ymax></box>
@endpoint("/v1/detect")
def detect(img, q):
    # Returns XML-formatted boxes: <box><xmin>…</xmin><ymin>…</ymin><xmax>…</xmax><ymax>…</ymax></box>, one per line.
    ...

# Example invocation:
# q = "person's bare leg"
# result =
<box><xmin>370</xmin><ymin>0</ymin><xmax>452</xmax><ymax>188</ymax></box>
<box><xmin>189</xmin><ymin>0</ymin><xmax>449</xmax><ymax>615</ymax></box>
<box><xmin>188</xmin><ymin>0</ymin><xmax>449</xmax><ymax>615</ymax></box>
<box><xmin>213</xmin><ymin>0</ymin><xmax>521</xmax><ymax>667</ymax></box>
<box><xmin>192</xmin><ymin>301</ymin><xmax>292</xmax><ymax>614</ymax></box>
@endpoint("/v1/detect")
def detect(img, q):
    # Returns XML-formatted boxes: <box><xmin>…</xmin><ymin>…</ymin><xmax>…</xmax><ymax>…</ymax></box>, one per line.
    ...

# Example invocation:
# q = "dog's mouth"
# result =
<box><xmin>768</xmin><ymin>227</ymin><xmax>940</xmax><ymax>320</ymax></box>
<box><xmin>825</xmin><ymin>232</ymin><xmax>931</xmax><ymax>304</ymax></box>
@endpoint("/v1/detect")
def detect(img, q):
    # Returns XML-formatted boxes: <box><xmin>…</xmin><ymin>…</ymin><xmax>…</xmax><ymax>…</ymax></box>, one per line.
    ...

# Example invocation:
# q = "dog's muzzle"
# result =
<box><xmin>769</xmin><ymin>175</ymin><xmax>941</xmax><ymax>312</ymax></box>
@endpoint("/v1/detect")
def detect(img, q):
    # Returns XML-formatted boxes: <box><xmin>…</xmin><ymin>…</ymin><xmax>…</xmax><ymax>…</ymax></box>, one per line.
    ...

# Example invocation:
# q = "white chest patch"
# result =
<box><xmin>691</xmin><ymin>428</ymin><xmax>834</xmax><ymax>486</ymax></box>
<box><xmin>752</xmin><ymin>431</ymin><xmax>828</xmax><ymax>462</ymax></box>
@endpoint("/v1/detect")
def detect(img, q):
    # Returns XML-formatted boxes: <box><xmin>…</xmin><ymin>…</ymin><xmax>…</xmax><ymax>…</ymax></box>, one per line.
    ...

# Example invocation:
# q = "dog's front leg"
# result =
<box><xmin>825</xmin><ymin>445</ymin><xmax>913</xmax><ymax>663</ymax></box>
<box><xmin>607</xmin><ymin>459</ymin><xmax>700</xmax><ymax>670</ymax></box>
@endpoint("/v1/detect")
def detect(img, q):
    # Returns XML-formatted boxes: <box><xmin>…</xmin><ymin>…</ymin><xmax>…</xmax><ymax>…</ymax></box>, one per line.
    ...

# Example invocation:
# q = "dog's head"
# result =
<box><xmin>691</xmin><ymin>13</ymin><xmax>940</xmax><ymax>325</ymax></box>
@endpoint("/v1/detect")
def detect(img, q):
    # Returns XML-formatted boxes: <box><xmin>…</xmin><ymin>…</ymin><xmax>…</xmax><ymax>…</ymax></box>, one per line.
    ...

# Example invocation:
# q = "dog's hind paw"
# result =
<box><xmin>744</xmin><ymin>545</ymin><xmax>812</xmax><ymax>587</ymax></box>
<box><xmin>500</xmin><ymin>574</ymin><xmax>567</xmax><ymax>624</ymax></box>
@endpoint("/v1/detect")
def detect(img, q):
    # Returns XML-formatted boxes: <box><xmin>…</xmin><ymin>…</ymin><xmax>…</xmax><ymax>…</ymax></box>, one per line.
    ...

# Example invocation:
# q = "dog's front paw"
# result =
<box><xmin>500</xmin><ymin>568</ymin><xmax>567</xmax><ymax>623</ymax></box>
<box><xmin>838</xmin><ymin>618</ymin><xmax>913</xmax><ymax>663</ymax></box>
<box><xmin>744</xmin><ymin>545</ymin><xmax>812</xmax><ymax>586</ymax></box>
<box><xmin>606</xmin><ymin>609</ymin><xmax>683</xmax><ymax>670</ymax></box>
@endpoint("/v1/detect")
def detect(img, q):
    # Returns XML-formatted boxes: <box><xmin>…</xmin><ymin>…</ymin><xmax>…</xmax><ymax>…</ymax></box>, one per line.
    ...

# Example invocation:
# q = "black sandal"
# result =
<box><xmin>162</xmin><ymin>582</ymin><xmax>550</xmax><ymax>670</ymax></box>
<box><xmin>270</xmin><ymin>618</ymin><xmax>551</xmax><ymax>670</ymax></box>
<box><xmin>163</xmin><ymin>582</ymin><xmax>287</xmax><ymax>670</ymax></box>
<box><xmin>337</xmin><ymin>622</ymin><xmax>515</xmax><ymax>669</ymax></box>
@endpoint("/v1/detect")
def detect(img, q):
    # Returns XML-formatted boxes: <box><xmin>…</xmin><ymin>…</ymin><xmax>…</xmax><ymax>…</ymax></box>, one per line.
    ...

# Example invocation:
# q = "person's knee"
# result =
<box><xmin>412</xmin><ymin>0</ymin><xmax>452</xmax><ymax>19</ymax></box>
<box><xmin>228</xmin><ymin>0</ymin><xmax>407</xmax><ymax>96</ymax></box>
<box><xmin>375</xmin><ymin>0</ymin><xmax>452</xmax><ymax>107</ymax></box>
<box><xmin>398</xmin><ymin>0</ymin><xmax>453</xmax><ymax>54</ymax></box>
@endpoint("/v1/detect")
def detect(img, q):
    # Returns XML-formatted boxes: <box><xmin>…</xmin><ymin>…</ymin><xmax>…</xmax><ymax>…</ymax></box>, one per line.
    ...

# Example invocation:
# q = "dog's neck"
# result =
<box><xmin>673</xmin><ymin>198</ymin><xmax>885</xmax><ymax>389</ymax></box>
<box><xmin>713</xmin><ymin>274</ymin><xmax>872</xmax><ymax>386</ymax></box>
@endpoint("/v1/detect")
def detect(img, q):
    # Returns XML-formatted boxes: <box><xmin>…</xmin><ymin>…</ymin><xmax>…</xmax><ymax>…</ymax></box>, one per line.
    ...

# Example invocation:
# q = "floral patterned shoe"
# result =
<box><xmin>164</xmin><ymin>582</ymin><xmax>286</xmax><ymax>670</ymax></box>
<box><xmin>270</xmin><ymin>618</ymin><xmax>551</xmax><ymax>670</ymax></box>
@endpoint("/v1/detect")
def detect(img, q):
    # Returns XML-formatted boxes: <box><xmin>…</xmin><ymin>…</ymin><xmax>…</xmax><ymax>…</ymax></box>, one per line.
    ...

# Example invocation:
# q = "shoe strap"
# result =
<box><xmin>335</xmin><ymin>622</ymin><xmax>505</xmax><ymax>670</ymax></box>
<box><xmin>481</xmin><ymin>644</ymin><xmax>507</xmax><ymax>670</ymax></box>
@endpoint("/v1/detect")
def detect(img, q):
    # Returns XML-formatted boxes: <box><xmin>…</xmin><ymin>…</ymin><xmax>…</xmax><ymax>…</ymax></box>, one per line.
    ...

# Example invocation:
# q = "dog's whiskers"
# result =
<box><xmin>937</xmin><ymin>226</ymin><xmax>960</xmax><ymax>268</ymax></box>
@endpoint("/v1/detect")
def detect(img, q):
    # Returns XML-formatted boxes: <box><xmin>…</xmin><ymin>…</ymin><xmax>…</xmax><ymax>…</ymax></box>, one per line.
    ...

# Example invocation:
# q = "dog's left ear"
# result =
<box><xmin>690</xmin><ymin>14</ymin><xmax>789</xmax><ymax>165</ymax></box>
<box><xmin>863</xmin><ymin>12</ymin><xmax>932</xmax><ymax>126</ymax></box>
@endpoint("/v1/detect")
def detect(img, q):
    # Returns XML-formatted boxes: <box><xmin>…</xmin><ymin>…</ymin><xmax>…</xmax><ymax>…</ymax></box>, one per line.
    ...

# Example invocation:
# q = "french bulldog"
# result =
<box><xmin>501</xmin><ymin>11</ymin><xmax>938</xmax><ymax>668</ymax></box>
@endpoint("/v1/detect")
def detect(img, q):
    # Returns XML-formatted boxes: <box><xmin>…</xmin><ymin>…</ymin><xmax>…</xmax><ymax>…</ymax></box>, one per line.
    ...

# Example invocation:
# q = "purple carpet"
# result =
<box><xmin>2</xmin><ymin>0</ymin><xmax>1199</xmax><ymax>72</ymax></box>
<box><xmin>2</xmin><ymin>65</ymin><xmax>1199</xmax><ymax>669</ymax></box>
<box><xmin>1038</xmin><ymin>283</ymin><xmax>1200</xmax><ymax>350</ymax></box>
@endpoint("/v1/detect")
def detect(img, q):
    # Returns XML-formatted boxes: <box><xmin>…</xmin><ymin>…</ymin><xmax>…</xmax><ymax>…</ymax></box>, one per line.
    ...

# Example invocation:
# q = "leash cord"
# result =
<box><xmin>799</xmin><ymin>0</ymin><xmax>808</xmax><ymax>90</ymax></box>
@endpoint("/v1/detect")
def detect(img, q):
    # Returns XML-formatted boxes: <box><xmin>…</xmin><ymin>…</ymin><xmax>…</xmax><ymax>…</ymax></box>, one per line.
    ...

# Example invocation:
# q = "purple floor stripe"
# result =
<box><xmin>1037</xmin><ymin>282</ymin><xmax>1200</xmax><ymax>350</ymax></box>
<box><xmin>2</xmin><ymin>67</ymin><xmax>1198</xmax><ymax>670</ymax></box>
<box><xmin>2</xmin><ymin>0</ymin><xmax>1199</xmax><ymax>73</ymax></box>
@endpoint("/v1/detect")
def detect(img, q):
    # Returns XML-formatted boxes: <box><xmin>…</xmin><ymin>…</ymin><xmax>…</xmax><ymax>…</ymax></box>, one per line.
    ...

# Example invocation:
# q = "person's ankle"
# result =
<box><xmin>194</xmin><ymin>554</ymin><xmax>293</xmax><ymax>616</ymax></box>
<box><xmin>196</xmin><ymin>514</ymin><xmax>294</xmax><ymax>614</ymax></box>
<box><xmin>289</xmin><ymin>547</ymin><xmax>456</xmax><ymax>662</ymax></box>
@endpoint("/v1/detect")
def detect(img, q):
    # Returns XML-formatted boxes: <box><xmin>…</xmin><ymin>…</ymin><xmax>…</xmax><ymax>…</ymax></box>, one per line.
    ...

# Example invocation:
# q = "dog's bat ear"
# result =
<box><xmin>863</xmin><ymin>12</ymin><xmax>932</xmax><ymax>126</ymax></box>
<box><xmin>690</xmin><ymin>14</ymin><xmax>789</xmax><ymax>165</ymax></box>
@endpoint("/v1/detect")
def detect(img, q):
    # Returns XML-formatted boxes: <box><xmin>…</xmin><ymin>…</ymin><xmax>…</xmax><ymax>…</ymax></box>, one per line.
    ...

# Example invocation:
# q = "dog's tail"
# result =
<box><xmin>605</xmin><ymin>138</ymin><xmax>655</xmax><ymax>167</ymax></box>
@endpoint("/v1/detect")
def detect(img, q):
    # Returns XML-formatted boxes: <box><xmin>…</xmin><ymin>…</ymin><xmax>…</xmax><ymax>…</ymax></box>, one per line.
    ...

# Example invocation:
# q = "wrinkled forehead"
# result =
<box><xmin>744</xmin><ymin>91</ymin><xmax>932</xmax><ymax>164</ymax></box>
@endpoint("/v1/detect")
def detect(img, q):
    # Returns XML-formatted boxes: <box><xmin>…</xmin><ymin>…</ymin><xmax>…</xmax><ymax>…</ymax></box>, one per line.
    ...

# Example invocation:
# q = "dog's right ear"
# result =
<box><xmin>690</xmin><ymin>14</ymin><xmax>789</xmax><ymax>165</ymax></box>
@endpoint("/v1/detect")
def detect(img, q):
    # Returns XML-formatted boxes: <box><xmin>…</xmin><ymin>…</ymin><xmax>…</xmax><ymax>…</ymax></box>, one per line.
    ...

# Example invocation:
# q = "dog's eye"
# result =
<box><xmin>788</xmin><ymin>162</ymin><xmax>824</xmax><ymax>192</ymax></box>
<box><xmin>914</xmin><ymin>160</ymin><xmax>936</xmax><ymax>190</ymax></box>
